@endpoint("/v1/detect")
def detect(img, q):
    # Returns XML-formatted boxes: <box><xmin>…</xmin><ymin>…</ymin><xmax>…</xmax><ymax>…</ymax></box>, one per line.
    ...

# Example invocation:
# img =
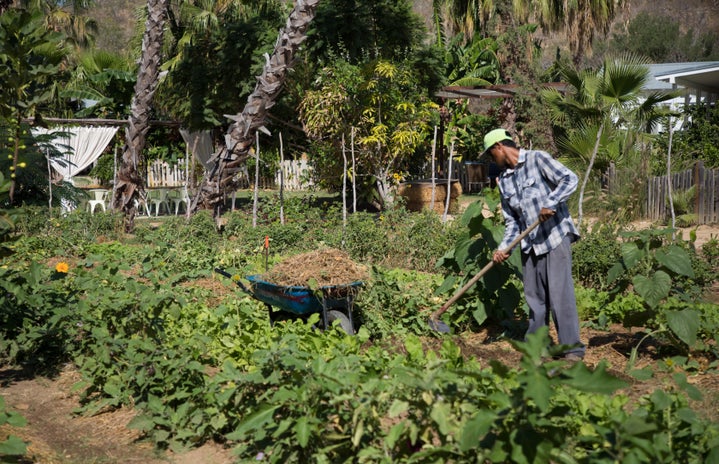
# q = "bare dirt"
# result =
<box><xmin>2</xmin><ymin>210</ymin><xmax>717</xmax><ymax>464</ymax></box>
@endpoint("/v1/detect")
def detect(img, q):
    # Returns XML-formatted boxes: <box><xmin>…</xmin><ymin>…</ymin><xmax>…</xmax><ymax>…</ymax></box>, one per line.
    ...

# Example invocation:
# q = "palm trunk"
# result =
<box><xmin>113</xmin><ymin>0</ymin><xmax>168</xmax><ymax>233</ymax></box>
<box><xmin>577</xmin><ymin>123</ymin><xmax>604</xmax><ymax>228</ymax></box>
<box><xmin>190</xmin><ymin>0</ymin><xmax>320</xmax><ymax>216</ymax></box>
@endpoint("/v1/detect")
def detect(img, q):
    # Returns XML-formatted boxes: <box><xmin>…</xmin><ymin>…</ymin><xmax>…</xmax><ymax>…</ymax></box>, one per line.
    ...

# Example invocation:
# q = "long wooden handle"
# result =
<box><xmin>430</xmin><ymin>218</ymin><xmax>541</xmax><ymax>320</ymax></box>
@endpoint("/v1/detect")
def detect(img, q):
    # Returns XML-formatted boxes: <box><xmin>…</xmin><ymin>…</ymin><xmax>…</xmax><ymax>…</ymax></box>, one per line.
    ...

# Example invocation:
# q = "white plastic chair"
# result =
<box><xmin>134</xmin><ymin>191</ymin><xmax>151</xmax><ymax>216</ymax></box>
<box><xmin>147</xmin><ymin>188</ymin><xmax>170</xmax><ymax>216</ymax></box>
<box><xmin>167</xmin><ymin>187</ymin><xmax>191</xmax><ymax>215</ymax></box>
<box><xmin>87</xmin><ymin>189</ymin><xmax>109</xmax><ymax>214</ymax></box>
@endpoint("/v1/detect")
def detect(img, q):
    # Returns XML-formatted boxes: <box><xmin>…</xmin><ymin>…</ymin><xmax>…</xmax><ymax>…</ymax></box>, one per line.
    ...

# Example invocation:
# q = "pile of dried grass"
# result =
<box><xmin>262</xmin><ymin>248</ymin><xmax>369</xmax><ymax>287</ymax></box>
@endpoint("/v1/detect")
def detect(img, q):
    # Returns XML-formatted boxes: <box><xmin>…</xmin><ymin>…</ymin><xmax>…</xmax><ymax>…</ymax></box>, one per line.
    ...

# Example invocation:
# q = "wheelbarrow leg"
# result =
<box><xmin>345</xmin><ymin>293</ymin><xmax>355</xmax><ymax>330</ymax></box>
<box><xmin>267</xmin><ymin>303</ymin><xmax>278</xmax><ymax>326</ymax></box>
<box><xmin>321</xmin><ymin>295</ymin><xmax>330</xmax><ymax>331</ymax></box>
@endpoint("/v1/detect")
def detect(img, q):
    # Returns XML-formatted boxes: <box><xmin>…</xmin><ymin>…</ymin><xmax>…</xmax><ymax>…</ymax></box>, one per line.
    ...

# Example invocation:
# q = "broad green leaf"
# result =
<box><xmin>430</xmin><ymin>402</ymin><xmax>452</xmax><ymax>435</ymax></box>
<box><xmin>388</xmin><ymin>400</ymin><xmax>409</xmax><ymax>418</ymax></box>
<box><xmin>650</xmin><ymin>389</ymin><xmax>672</xmax><ymax>410</ymax></box>
<box><xmin>628</xmin><ymin>368</ymin><xmax>654</xmax><ymax>381</ymax></box>
<box><xmin>5</xmin><ymin>411</ymin><xmax>27</xmax><ymax>427</ymax></box>
<box><xmin>665</xmin><ymin>309</ymin><xmax>699</xmax><ymax>348</ymax></box>
<box><xmin>632</xmin><ymin>271</ymin><xmax>671</xmax><ymax>308</ymax></box>
<box><xmin>564</xmin><ymin>361</ymin><xmax>628</xmax><ymax>393</ymax></box>
<box><xmin>127</xmin><ymin>414</ymin><xmax>155</xmax><ymax>431</ymax></box>
<box><xmin>524</xmin><ymin>371</ymin><xmax>552</xmax><ymax>410</ymax></box>
<box><xmin>672</xmin><ymin>372</ymin><xmax>703</xmax><ymax>401</ymax></box>
<box><xmin>385</xmin><ymin>421</ymin><xmax>405</xmax><ymax>448</ymax></box>
<box><xmin>459</xmin><ymin>411</ymin><xmax>495</xmax><ymax>452</ymax></box>
<box><xmin>225</xmin><ymin>405</ymin><xmax>280</xmax><ymax>441</ymax></box>
<box><xmin>0</xmin><ymin>435</ymin><xmax>27</xmax><ymax>455</ymax></box>
<box><xmin>607</xmin><ymin>262</ymin><xmax>625</xmax><ymax>284</ymax></box>
<box><xmin>295</xmin><ymin>416</ymin><xmax>311</xmax><ymax>448</ymax></box>
<box><xmin>655</xmin><ymin>245</ymin><xmax>694</xmax><ymax>278</ymax></box>
<box><xmin>472</xmin><ymin>304</ymin><xmax>488</xmax><ymax>326</ymax></box>
<box><xmin>621</xmin><ymin>242</ymin><xmax>642</xmax><ymax>269</ymax></box>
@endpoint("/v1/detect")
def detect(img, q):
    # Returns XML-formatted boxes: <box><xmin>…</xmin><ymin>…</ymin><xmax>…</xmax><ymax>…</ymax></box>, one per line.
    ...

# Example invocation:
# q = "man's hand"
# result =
<box><xmin>539</xmin><ymin>207</ymin><xmax>555</xmax><ymax>222</ymax></box>
<box><xmin>493</xmin><ymin>249</ymin><xmax>510</xmax><ymax>263</ymax></box>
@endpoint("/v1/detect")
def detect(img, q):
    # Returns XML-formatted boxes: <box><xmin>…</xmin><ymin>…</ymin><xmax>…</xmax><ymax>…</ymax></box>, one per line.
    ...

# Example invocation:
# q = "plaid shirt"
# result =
<box><xmin>497</xmin><ymin>148</ymin><xmax>580</xmax><ymax>256</ymax></box>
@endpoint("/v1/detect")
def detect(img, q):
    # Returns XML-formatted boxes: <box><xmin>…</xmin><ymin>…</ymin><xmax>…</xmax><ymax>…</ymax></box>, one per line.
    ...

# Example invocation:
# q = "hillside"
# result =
<box><xmin>89</xmin><ymin>0</ymin><xmax>719</xmax><ymax>61</ymax></box>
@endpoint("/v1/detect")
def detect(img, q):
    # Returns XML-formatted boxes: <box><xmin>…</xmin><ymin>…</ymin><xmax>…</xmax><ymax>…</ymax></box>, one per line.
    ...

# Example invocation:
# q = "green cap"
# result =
<box><xmin>482</xmin><ymin>128</ymin><xmax>512</xmax><ymax>157</ymax></box>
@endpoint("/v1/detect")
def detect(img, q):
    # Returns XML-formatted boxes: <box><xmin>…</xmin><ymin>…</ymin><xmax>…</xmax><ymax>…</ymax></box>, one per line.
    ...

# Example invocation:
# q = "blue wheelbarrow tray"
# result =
<box><xmin>245</xmin><ymin>275</ymin><xmax>361</xmax><ymax>316</ymax></box>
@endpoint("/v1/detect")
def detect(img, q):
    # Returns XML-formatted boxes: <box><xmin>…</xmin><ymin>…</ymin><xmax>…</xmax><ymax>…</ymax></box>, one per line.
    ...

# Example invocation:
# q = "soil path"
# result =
<box><xmin>0</xmin><ymin>366</ymin><xmax>234</xmax><ymax>464</ymax></box>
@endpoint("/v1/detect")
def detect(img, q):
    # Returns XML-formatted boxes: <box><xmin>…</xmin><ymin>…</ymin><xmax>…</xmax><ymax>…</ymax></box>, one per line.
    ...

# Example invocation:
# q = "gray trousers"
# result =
<box><xmin>522</xmin><ymin>235</ymin><xmax>585</xmax><ymax>357</ymax></box>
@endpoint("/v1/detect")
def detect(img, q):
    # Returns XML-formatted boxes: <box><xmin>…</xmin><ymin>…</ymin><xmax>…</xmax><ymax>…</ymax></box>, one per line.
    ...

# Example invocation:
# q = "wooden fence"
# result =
<box><xmin>646</xmin><ymin>161</ymin><xmax>718</xmax><ymax>224</ymax></box>
<box><xmin>145</xmin><ymin>158</ymin><xmax>312</xmax><ymax>191</ymax></box>
<box><xmin>146</xmin><ymin>159</ymin><xmax>189</xmax><ymax>188</ymax></box>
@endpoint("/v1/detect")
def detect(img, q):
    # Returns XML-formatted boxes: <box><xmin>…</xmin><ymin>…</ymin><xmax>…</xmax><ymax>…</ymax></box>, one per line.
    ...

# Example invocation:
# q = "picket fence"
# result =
<box><xmin>146</xmin><ymin>158</ymin><xmax>718</xmax><ymax>224</ymax></box>
<box><xmin>145</xmin><ymin>158</ymin><xmax>313</xmax><ymax>190</ymax></box>
<box><xmin>646</xmin><ymin>161</ymin><xmax>719</xmax><ymax>224</ymax></box>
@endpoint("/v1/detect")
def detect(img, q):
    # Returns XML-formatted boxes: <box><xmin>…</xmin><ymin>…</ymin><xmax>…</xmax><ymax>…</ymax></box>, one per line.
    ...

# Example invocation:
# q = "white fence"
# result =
<box><xmin>145</xmin><ymin>158</ymin><xmax>314</xmax><ymax>190</ymax></box>
<box><xmin>146</xmin><ymin>158</ymin><xmax>189</xmax><ymax>187</ymax></box>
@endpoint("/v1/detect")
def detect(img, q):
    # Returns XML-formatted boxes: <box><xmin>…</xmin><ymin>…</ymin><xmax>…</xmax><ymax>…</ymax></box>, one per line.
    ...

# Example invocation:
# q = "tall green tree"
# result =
<box><xmin>299</xmin><ymin>58</ymin><xmax>437</xmax><ymax>210</ymax></box>
<box><xmin>542</xmin><ymin>54</ymin><xmax>676</xmax><ymax>225</ymax></box>
<box><xmin>157</xmin><ymin>0</ymin><xmax>285</xmax><ymax>130</ymax></box>
<box><xmin>19</xmin><ymin>0</ymin><xmax>98</xmax><ymax>49</ymax></box>
<box><xmin>605</xmin><ymin>11</ymin><xmax>719</xmax><ymax>62</ymax></box>
<box><xmin>63</xmin><ymin>49</ymin><xmax>136</xmax><ymax>118</ymax></box>
<box><xmin>0</xmin><ymin>8</ymin><xmax>69</xmax><ymax>204</ymax></box>
<box><xmin>306</xmin><ymin>0</ymin><xmax>426</xmax><ymax>64</ymax></box>
<box><xmin>513</xmin><ymin>0</ymin><xmax>626</xmax><ymax>66</ymax></box>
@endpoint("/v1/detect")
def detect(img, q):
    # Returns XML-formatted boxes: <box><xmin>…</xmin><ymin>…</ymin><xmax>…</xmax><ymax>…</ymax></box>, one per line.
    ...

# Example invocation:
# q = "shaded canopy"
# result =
<box><xmin>33</xmin><ymin>126</ymin><xmax>119</xmax><ymax>180</ymax></box>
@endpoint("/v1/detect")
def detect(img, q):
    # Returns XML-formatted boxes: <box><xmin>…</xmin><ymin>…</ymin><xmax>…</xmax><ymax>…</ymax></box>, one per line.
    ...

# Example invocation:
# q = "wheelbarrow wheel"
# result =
<box><xmin>326</xmin><ymin>310</ymin><xmax>354</xmax><ymax>335</ymax></box>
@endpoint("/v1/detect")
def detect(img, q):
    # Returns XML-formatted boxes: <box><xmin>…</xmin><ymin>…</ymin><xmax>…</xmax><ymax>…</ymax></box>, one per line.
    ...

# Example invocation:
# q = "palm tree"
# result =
<box><xmin>19</xmin><ymin>0</ymin><xmax>99</xmax><ymax>49</ymax></box>
<box><xmin>512</xmin><ymin>0</ymin><xmax>626</xmax><ymax>66</ymax></box>
<box><xmin>113</xmin><ymin>0</ymin><xmax>169</xmax><ymax>232</ymax></box>
<box><xmin>542</xmin><ymin>54</ymin><xmax>677</xmax><ymax>226</ymax></box>
<box><xmin>190</xmin><ymin>0</ymin><xmax>321</xmax><ymax>216</ymax></box>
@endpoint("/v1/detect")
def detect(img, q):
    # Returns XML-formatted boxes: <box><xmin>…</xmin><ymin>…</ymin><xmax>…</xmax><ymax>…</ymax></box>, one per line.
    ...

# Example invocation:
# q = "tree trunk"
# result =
<box><xmin>190</xmin><ymin>0</ymin><xmax>320</xmax><ymax>216</ymax></box>
<box><xmin>577</xmin><ymin>123</ymin><xmax>604</xmax><ymax>228</ymax></box>
<box><xmin>113</xmin><ymin>0</ymin><xmax>168</xmax><ymax>233</ymax></box>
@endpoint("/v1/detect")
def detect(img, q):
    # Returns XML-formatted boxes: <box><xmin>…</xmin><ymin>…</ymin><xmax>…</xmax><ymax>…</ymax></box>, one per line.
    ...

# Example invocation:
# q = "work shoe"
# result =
<box><xmin>563</xmin><ymin>353</ymin><xmax>583</xmax><ymax>363</ymax></box>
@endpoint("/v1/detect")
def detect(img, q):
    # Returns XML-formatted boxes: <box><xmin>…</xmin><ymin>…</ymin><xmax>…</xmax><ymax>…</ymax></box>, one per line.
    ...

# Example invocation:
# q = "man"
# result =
<box><xmin>482</xmin><ymin>128</ymin><xmax>585</xmax><ymax>360</ymax></box>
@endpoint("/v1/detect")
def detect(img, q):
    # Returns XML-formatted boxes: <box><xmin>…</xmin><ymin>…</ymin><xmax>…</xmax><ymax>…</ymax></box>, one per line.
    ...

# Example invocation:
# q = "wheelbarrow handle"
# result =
<box><xmin>430</xmin><ymin>218</ymin><xmax>541</xmax><ymax>321</ymax></box>
<box><xmin>214</xmin><ymin>267</ymin><xmax>250</xmax><ymax>293</ymax></box>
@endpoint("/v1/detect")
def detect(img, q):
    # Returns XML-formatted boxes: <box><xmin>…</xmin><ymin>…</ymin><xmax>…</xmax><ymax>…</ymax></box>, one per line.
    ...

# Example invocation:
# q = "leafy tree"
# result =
<box><xmin>62</xmin><ymin>48</ymin><xmax>136</xmax><ymax>118</ymax></box>
<box><xmin>306</xmin><ymin>0</ymin><xmax>426</xmax><ymax>64</ymax></box>
<box><xmin>652</xmin><ymin>104</ymin><xmax>719</xmax><ymax>173</ymax></box>
<box><xmin>512</xmin><ymin>0</ymin><xmax>627</xmax><ymax>66</ymax></box>
<box><xmin>19</xmin><ymin>0</ymin><xmax>99</xmax><ymax>50</ymax></box>
<box><xmin>606</xmin><ymin>12</ymin><xmax>719</xmax><ymax>62</ymax></box>
<box><xmin>191</xmin><ymin>0</ymin><xmax>321</xmax><ymax>213</ymax></box>
<box><xmin>0</xmin><ymin>7</ymin><xmax>69</xmax><ymax>204</ymax></box>
<box><xmin>157</xmin><ymin>0</ymin><xmax>285</xmax><ymax>130</ymax></box>
<box><xmin>299</xmin><ymin>58</ymin><xmax>437</xmax><ymax>210</ymax></box>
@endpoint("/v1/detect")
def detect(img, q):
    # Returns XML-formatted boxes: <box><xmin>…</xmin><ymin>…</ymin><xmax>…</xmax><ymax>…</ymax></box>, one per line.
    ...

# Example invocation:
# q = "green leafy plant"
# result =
<box><xmin>608</xmin><ymin>227</ymin><xmax>695</xmax><ymax>308</ymax></box>
<box><xmin>0</xmin><ymin>395</ymin><xmax>27</xmax><ymax>457</ymax></box>
<box><xmin>435</xmin><ymin>193</ymin><xmax>524</xmax><ymax>329</ymax></box>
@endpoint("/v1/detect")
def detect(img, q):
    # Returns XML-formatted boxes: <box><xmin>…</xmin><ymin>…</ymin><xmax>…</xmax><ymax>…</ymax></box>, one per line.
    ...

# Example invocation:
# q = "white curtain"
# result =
<box><xmin>179</xmin><ymin>129</ymin><xmax>214</xmax><ymax>168</ymax></box>
<box><xmin>34</xmin><ymin>126</ymin><xmax>119</xmax><ymax>180</ymax></box>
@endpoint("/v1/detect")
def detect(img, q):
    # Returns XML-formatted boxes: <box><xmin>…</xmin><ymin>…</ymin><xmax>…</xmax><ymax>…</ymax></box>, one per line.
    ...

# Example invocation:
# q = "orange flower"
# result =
<box><xmin>55</xmin><ymin>262</ymin><xmax>69</xmax><ymax>273</ymax></box>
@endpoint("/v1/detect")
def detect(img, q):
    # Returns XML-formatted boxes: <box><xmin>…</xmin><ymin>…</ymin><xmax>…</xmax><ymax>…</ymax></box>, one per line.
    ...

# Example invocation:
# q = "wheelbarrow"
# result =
<box><xmin>215</xmin><ymin>268</ymin><xmax>362</xmax><ymax>335</ymax></box>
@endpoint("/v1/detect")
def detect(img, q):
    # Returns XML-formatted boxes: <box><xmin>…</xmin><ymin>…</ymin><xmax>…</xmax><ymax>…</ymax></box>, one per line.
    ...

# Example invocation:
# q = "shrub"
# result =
<box><xmin>572</xmin><ymin>222</ymin><xmax>622</xmax><ymax>291</ymax></box>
